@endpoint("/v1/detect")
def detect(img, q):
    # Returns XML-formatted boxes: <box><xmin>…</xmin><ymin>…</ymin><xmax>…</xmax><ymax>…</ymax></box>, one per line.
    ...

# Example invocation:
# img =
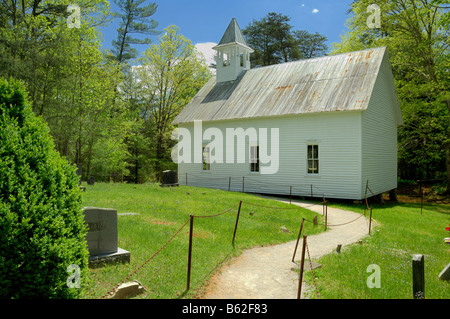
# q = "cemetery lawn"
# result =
<box><xmin>304</xmin><ymin>200</ymin><xmax>449</xmax><ymax>299</ymax></box>
<box><xmin>80</xmin><ymin>183</ymin><xmax>324</xmax><ymax>299</ymax></box>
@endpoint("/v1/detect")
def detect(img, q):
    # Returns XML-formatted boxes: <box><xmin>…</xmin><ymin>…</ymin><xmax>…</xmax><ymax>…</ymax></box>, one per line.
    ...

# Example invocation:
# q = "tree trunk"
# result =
<box><xmin>446</xmin><ymin>100</ymin><xmax>450</xmax><ymax>194</ymax></box>
<box><xmin>85</xmin><ymin>137</ymin><xmax>95</xmax><ymax>181</ymax></box>
<box><xmin>446</xmin><ymin>150</ymin><xmax>450</xmax><ymax>194</ymax></box>
<box><xmin>155</xmin><ymin>131</ymin><xmax>163</xmax><ymax>182</ymax></box>
<box><xmin>134</xmin><ymin>144</ymin><xmax>139</xmax><ymax>184</ymax></box>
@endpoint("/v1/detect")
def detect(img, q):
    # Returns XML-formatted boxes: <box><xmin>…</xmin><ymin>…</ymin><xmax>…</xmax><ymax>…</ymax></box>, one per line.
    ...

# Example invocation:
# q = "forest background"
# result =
<box><xmin>0</xmin><ymin>0</ymin><xmax>448</xmax><ymax>190</ymax></box>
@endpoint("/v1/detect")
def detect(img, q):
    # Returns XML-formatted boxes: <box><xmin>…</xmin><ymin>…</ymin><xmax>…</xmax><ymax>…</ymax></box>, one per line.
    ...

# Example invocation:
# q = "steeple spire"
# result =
<box><xmin>218</xmin><ymin>18</ymin><xmax>248</xmax><ymax>47</ymax></box>
<box><xmin>213</xmin><ymin>18</ymin><xmax>254</xmax><ymax>83</ymax></box>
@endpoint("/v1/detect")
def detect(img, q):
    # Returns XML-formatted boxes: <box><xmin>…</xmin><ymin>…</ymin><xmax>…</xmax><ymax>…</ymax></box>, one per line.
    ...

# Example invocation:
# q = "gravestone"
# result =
<box><xmin>160</xmin><ymin>170</ymin><xmax>178</xmax><ymax>187</ymax></box>
<box><xmin>87</xmin><ymin>176</ymin><xmax>95</xmax><ymax>185</ymax></box>
<box><xmin>389</xmin><ymin>189</ymin><xmax>398</xmax><ymax>201</ymax></box>
<box><xmin>439</xmin><ymin>262</ymin><xmax>450</xmax><ymax>281</ymax></box>
<box><xmin>83</xmin><ymin>207</ymin><xmax>130</xmax><ymax>267</ymax></box>
<box><xmin>412</xmin><ymin>254</ymin><xmax>425</xmax><ymax>299</ymax></box>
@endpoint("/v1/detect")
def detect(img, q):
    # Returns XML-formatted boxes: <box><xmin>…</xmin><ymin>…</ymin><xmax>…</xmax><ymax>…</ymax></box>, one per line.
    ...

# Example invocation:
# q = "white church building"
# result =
<box><xmin>172</xmin><ymin>18</ymin><xmax>402</xmax><ymax>200</ymax></box>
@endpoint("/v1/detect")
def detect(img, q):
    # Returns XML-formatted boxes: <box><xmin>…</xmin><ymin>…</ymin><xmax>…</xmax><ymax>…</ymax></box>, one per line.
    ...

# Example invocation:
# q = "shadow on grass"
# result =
<box><xmin>317</xmin><ymin>195</ymin><xmax>450</xmax><ymax>217</ymax></box>
<box><xmin>369</xmin><ymin>201</ymin><xmax>450</xmax><ymax>216</ymax></box>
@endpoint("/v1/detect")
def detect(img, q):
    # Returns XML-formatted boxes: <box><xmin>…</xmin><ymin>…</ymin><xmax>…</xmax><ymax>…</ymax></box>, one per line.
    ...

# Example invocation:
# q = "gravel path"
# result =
<box><xmin>202</xmin><ymin>198</ymin><xmax>370</xmax><ymax>299</ymax></box>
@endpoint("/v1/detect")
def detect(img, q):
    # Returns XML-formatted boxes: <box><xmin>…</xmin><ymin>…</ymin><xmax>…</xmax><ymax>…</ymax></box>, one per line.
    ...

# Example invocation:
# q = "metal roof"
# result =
<box><xmin>173</xmin><ymin>47</ymin><xmax>390</xmax><ymax>124</ymax></box>
<box><xmin>216</xmin><ymin>18</ymin><xmax>248</xmax><ymax>47</ymax></box>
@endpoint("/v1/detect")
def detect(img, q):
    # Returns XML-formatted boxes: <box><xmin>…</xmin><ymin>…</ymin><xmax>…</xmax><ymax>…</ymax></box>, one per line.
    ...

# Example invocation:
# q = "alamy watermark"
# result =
<box><xmin>366</xmin><ymin>264</ymin><xmax>381</xmax><ymax>288</ymax></box>
<box><xmin>367</xmin><ymin>4</ymin><xmax>381</xmax><ymax>29</ymax></box>
<box><xmin>171</xmin><ymin>120</ymin><xmax>280</xmax><ymax>175</ymax></box>
<box><xmin>67</xmin><ymin>4</ymin><xmax>81</xmax><ymax>29</ymax></box>
<box><xmin>66</xmin><ymin>264</ymin><xmax>81</xmax><ymax>288</ymax></box>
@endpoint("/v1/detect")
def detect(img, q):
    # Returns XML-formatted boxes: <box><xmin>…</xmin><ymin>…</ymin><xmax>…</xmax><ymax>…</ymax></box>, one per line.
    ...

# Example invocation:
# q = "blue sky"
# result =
<box><xmin>100</xmin><ymin>0</ymin><xmax>354</xmax><ymax>60</ymax></box>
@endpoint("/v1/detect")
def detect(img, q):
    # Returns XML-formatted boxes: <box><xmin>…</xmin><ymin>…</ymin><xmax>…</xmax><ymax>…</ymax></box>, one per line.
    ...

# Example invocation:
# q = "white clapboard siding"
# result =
<box><xmin>361</xmin><ymin>53</ymin><xmax>401</xmax><ymax>197</ymax></box>
<box><xmin>176</xmin><ymin>110</ymin><xmax>363</xmax><ymax>200</ymax></box>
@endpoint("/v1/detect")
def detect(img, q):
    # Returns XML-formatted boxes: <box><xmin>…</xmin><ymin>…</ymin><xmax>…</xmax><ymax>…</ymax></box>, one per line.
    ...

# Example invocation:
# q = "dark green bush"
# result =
<box><xmin>0</xmin><ymin>78</ymin><xmax>88</xmax><ymax>298</ymax></box>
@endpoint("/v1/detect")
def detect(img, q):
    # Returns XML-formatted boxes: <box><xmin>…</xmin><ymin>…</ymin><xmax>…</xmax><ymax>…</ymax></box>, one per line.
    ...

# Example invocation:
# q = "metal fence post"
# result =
<box><xmin>292</xmin><ymin>218</ymin><xmax>305</xmax><ymax>262</ymax></box>
<box><xmin>297</xmin><ymin>235</ymin><xmax>307</xmax><ymax>299</ymax></box>
<box><xmin>187</xmin><ymin>215</ymin><xmax>194</xmax><ymax>290</ymax></box>
<box><xmin>364</xmin><ymin>194</ymin><xmax>367</xmax><ymax>216</ymax></box>
<box><xmin>364</xmin><ymin>180</ymin><xmax>369</xmax><ymax>216</ymax></box>
<box><xmin>420</xmin><ymin>188</ymin><xmax>423</xmax><ymax>215</ymax></box>
<box><xmin>232</xmin><ymin>201</ymin><xmax>243</xmax><ymax>245</ymax></box>
<box><xmin>369</xmin><ymin>207</ymin><xmax>373</xmax><ymax>235</ymax></box>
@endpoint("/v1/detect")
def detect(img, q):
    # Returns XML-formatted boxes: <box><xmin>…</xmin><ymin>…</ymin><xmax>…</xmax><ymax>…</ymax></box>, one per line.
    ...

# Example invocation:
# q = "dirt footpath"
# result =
<box><xmin>202</xmin><ymin>198</ymin><xmax>370</xmax><ymax>299</ymax></box>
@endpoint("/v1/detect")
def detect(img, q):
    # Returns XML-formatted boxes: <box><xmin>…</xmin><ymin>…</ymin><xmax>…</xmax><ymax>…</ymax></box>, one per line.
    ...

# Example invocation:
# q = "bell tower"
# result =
<box><xmin>213</xmin><ymin>18</ymin><xmax>254</xmax><ymax>83</ymax></box>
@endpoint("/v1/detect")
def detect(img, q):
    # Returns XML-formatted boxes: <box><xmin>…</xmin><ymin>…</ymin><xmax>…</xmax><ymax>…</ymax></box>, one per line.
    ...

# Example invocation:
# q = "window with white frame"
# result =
<box><xmin>250</xmin><ymin>145</ymin><xmax>259</xmax><ymax>173</ymax></box>
<box><xmin>202</xmin><ymin>146</ymin><xmax>210</xmax><ymax>171</ymax></box>
<box><xmin>307</xmin><ymin>145</ymin><xmax>319</xmax><ymax>174</ymax></box>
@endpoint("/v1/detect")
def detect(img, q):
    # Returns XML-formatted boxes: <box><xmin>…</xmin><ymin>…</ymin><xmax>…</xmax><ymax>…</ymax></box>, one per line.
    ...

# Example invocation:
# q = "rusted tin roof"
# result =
<box><xmin>173</xmin><ymin>47</ymin><xmax>388</xmax><ymax>124</ymax></box>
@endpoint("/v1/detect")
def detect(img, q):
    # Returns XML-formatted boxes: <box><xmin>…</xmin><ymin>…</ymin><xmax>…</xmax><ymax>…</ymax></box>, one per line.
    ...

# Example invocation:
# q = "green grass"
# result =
<box><xmin>80</xmin><ymin>183</ymin><xmax>324</xmax><ymax>299</ymax></box>
<box><xmin>303</xmin><ymin>200</ymin><xmax>450</xmax><ymax>299</ymax></box>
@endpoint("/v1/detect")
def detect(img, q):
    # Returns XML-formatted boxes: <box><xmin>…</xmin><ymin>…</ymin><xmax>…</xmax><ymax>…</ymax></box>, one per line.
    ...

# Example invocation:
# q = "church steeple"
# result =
<box><xmin>213</xmin><ymin>18</ymin><xmax>254</xmax><ymax>83</ymax></box>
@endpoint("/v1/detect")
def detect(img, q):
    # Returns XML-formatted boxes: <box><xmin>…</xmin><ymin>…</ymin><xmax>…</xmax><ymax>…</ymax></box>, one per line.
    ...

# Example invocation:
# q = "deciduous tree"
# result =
<box><xmin>137</xmin><ymin>25</ymin><xmax>212</xmax><ymax>175</ymax></box>
<box><xmin>332</xmin><ymin>0</ymin><xmax>449</xmax><ymax>189</ymax></box>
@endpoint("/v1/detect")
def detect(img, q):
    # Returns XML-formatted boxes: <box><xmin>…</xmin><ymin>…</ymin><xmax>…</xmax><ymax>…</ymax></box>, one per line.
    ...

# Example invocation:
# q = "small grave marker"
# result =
<box><xmin>108</xmin><ymin>280</ymin><xmax>146</xmax><ymax>299</ymax></box>
<box><xmin>412</xmin><ymin>254</ymin><xmax>425</xmax><ymax>299</ymax></box>
<box><xmin>87</xmin><ymin>176</ymin><xmax>95</xmax><ymax>185</ymax></box>
<box><xmin>438</xmin><ymin>262</ymin><xmax>450</xmax><ymax>281</ymax></box>
<box><xmin>160</xmin><ymin>170</ymin><xmax>178</xmax><ymax>187</ymax></box>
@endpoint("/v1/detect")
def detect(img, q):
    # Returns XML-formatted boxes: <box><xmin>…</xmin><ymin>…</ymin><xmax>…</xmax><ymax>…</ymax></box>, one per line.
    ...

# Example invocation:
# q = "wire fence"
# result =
<box><xmin>97</xmin><ymin>186</ymin><xmax>375</xmax><ymax>300</ymax></box>
<box><xmin>180</xmin><ymin>173</ymin><xmax>383</xmax><ymax>206</ymax></box>
<box><xmin>179</xmin><ymin>172</ymin><xmax>341</xmax><ymax>199</ymax></box>
<box><xmin>99</xmin><ymin>217</ymin><xmax>192</xmax><ymax>299</ymax></box>
<box><xmin>306</xmin><ymin>239</ymin><xmax>320</xmax><ymax>299</ymax></box>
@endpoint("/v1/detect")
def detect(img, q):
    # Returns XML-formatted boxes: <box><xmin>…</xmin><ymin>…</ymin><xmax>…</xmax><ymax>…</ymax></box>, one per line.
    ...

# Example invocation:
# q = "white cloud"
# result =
<box><xmin>312</xmin><ymin>8</ymin><xmax>319</xmax><ymax>13</ymax></box>
<box><xmin>195</xmin><ymin>42</ymin><xmax>217</xmax><ymax>73</ymax></box>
